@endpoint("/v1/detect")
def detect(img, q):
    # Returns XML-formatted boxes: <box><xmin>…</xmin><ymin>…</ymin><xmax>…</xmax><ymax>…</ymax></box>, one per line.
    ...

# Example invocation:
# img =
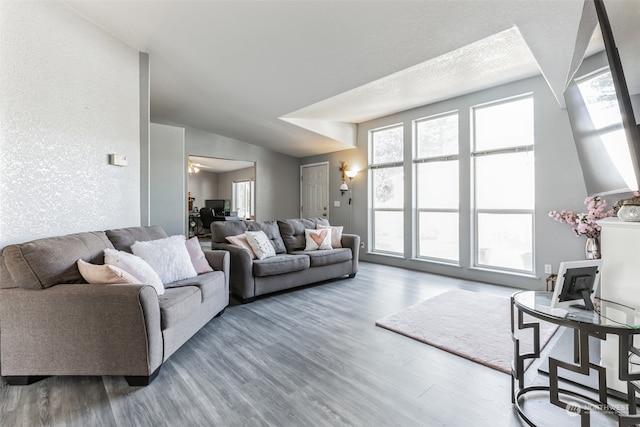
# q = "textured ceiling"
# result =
<box><xmin>63</xmin><ymin>0</ymin><xmax>639</xmax><ymax>158</ymax></box>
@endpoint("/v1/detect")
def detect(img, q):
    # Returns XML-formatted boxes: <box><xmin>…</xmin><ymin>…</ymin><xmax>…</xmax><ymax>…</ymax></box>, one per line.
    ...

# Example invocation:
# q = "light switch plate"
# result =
<box><xmin>109</xmin><ymin>154</ymin><xmax>128</xmax><ymax>166</ymax></box>
<box><xmin>334</xmin><ymin>200</ymin><xmax>340</xmax><ymax>207</ymax></box>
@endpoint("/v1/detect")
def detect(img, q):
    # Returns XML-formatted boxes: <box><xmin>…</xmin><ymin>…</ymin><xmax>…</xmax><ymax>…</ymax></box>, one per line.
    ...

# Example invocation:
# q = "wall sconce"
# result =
<box><xmin>339</xmin><ymin>161</ymin><xmax>358</xmax><ymax>196</ymax></box>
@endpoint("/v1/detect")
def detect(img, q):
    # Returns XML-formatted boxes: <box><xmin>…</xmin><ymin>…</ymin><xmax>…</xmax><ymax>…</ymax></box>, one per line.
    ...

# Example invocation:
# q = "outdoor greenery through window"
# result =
<box><xmin>414</xmin><ymin>112</ymin><xmax>459</xmax><ymax>262</ymax></box>
<box><xmin>370</xmin><ymin>125</ymin><xmax>404</xmax><ymax>254</ymax></box>
<box><xmin>472</xmin><ymin>95</ymin><xmax>534</xmax><ymax>272</ymax></box>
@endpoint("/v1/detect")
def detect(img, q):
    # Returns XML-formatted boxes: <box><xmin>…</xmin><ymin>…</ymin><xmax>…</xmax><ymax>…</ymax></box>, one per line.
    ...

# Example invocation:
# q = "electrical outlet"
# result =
<box><xmin>544</xmin><ymin>264</ymin><xmax>552</xmax><ymax>274</ymax></box>
<box><xmin>360</xmin><ymin>242</ymin><xmax>364</xmax><ymax>249</ymax></box>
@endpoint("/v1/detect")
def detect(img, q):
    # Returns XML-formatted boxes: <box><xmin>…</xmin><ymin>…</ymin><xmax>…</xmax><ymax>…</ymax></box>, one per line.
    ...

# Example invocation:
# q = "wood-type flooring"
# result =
<box><xmin>0</xmin><ymin>262</ymin><xmax>625</xmax><ymax>426</ymax></box>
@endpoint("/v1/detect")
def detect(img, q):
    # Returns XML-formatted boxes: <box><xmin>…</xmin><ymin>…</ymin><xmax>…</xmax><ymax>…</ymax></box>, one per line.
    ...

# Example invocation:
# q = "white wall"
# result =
<box><xmin>0</xmin><ymin>1</ymin><xmax>140</xmax><ymax>247</ymax></box>
<box><xmin>303</xmin><ymin>74</ymin><xmax>590</xmax><ymax>290</ymax></box>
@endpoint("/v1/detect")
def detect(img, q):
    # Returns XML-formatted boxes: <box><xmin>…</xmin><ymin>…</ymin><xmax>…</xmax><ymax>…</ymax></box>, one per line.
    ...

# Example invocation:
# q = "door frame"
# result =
<box><xmin>300</xmin><ymin>162</ymin><xmax>329</xmax><ymax>219</ymax></box>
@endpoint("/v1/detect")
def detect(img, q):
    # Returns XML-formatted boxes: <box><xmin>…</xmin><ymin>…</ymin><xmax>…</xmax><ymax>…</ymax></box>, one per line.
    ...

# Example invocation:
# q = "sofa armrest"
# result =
<box><xmin>0</xmin><ymin>284</ymin><xmax>162</xmax><ymax>378</ymax></box>
<box><xmin>202</xmin><ymin>249</ymin><xmax>230</xmax><ymax>295</ymax></box>
<box><xmin>341</xmin><ymin>233</ymin><xmax>360</xmax><ymax>275</ymax></box>
<box><xmin>211</xmin><ymin>242</ymin><xmax>255</xmax><ymax>300</ymax></box>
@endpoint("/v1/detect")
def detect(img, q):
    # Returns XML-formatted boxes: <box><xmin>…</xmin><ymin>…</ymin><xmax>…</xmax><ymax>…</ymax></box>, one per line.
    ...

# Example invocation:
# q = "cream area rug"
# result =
<box><xmin>375</xmin><ymin>289</ymin><xmax>558</xmax><ymax>374</ymax></box>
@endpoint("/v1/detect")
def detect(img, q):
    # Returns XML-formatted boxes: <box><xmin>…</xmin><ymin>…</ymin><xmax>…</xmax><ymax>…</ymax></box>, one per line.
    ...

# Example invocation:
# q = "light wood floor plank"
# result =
<box><xmin>0</xmin><ymin>262</ymin><xmax>625</xmax><ymax>426</ymax></box>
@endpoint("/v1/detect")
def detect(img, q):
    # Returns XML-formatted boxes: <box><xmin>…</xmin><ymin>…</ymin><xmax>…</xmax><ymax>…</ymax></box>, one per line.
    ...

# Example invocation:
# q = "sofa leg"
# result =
<box><xmin>348</xmin><ymin>273</ymin><xmax>357</xmax><ymax>278</ymax></box>
<box><xmin>125</xmin><ymin>366</ymin><xmax>161</xmax><ymax>386</ymax></box>
<box><xmin>3</xmin><ymin>375</ymin><xmax>49</xmax><ymax>385</ymax></box>
<box><xmin>215</xmin><ymin>308</ymin><xmax>226</xmax><ymax>317</ymax></box>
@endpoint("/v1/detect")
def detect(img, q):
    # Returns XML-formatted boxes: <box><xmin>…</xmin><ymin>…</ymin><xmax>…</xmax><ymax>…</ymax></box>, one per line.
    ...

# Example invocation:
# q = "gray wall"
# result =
<box><xmin>217</xmin><ymin>167</ymin><xmax>255</xmax><ymax>200</ymax></box>
<box><xmin>150</xmin><ymin>123</ymin><xmax>186</xmax><ymax>236</ymax></box>
<box><xmin>188</xmin><ymin>171</ymin><xmax>220</xmax><ymax>211</ymax></box>
<box><xmin>0</xmin><ymin>1</ymin><xmax>141</xmax><ymax>247</ymax></box>
<box><xmin>185</xmin><ymin>127</ymin><xmax>299</xmax><ymax>221</ymax></box>
<box><xmin>303</xmin><ymin>74</ymin><xmax>593</xmax><ymax>290</ymax></box>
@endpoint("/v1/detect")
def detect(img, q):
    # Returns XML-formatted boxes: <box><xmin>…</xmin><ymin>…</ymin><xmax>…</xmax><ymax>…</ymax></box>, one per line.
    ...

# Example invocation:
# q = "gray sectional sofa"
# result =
<box><xmin>211</xmin><ymin>218</ymin><xmax>359</xmax><ymax>303</ymax></box>
<box><xmin>0</xmin><ymin>226</ymin><xmax>229</xmax><ymax>386</ymax></box>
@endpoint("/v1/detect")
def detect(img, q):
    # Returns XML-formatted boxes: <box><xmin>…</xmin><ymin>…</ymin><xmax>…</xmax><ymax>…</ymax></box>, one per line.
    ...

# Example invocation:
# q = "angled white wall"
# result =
<box><xmin>0</xmin><ymin>1</ymin><xmax>140</xmax><ymax>247</ymax></box>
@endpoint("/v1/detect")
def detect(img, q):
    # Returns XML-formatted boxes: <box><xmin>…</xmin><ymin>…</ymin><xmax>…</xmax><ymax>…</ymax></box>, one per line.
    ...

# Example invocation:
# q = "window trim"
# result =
<box><xmin>471</xmin><ymin>93</ymin><xmax>535</xmax><ymax>273</ymax></box>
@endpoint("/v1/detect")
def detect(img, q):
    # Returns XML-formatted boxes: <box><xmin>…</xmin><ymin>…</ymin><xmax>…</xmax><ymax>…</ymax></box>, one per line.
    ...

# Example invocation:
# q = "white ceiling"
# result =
<box><xmin>63</xmin><ymin>0</ymin><xmax>639</xmax><ymax>158</ymax></box>
<box><xmin>189</xmin><ymin>156</ymin><xmax>254</xmax><ymax>173</ymax></box>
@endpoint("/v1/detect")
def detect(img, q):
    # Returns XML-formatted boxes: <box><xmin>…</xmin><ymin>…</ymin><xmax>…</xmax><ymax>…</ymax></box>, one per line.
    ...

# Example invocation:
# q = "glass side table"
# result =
<box><xmin>512</xmin><ymin>290</ymin><xmax>640</xmax><ymax>426</ymax></box>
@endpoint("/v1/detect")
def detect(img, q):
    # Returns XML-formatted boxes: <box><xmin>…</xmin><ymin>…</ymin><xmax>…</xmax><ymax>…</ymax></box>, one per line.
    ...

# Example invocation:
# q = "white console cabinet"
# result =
<box><xmin>598</xmin><ymin>217</ymin><xmax>640</xmax><ymax>394</ymax></box>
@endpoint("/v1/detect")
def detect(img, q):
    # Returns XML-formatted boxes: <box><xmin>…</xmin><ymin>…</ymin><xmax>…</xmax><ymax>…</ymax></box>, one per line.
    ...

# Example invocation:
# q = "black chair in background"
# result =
<box><xmin>199</xmin><ymin>207</ymin><xmax>215</xmax><ymax>236</ymax></box>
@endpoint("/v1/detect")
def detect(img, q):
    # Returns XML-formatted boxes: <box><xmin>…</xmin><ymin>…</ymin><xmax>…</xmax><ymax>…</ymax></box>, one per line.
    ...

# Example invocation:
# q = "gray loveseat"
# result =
<box><xmin>0</xmin><ymin>226</ymin><xmax>229</xmax><ymax>386</ymax></box>
<box><xmin>211</xmin><ymin>218</ymin><xmax>359</xmax><ymax>303</ymax></box>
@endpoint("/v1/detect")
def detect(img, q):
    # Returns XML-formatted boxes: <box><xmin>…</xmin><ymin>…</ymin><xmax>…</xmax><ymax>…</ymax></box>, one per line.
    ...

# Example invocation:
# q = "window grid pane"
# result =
<box><xmin>373</xmin><ymin>211</ymin><xmax>404</xmax><ymax>254</ymax></box>
<box><xmin>418</xmin><ymin>211</ymin><xmax>459</xmax><ymax>262</ymax></box>
<box><xmin>477</xmin><ymin>213</ymin><xmax>533</xmax><ymax>272</ymax></box>
<box><xmin>416</xmin><ymin>161</ymin><xmax>458</xmax><ymax>209</ymax></box>
<box><xmin>416</xmin><ymin>113</ymin><xmax>458</xmax><ymax>158</ymax></box>
<box><xmin>474</xmin><ymin>97</ymin><xmax>533</xmax><ymax>151</ymax></box>
<box><xmin>372</xmin><ymin>167</ymin><xmax>404</xmax><ymax>209</ymax></box>
<box><xmin>372</xmin><ymin>126</ymin><xmax>403</xmax><ymax>164</ymax></box>
<box><xmin>475</xmin><ymin>151</ymin><xmax>533</xmax><ymax>210</ymax></box>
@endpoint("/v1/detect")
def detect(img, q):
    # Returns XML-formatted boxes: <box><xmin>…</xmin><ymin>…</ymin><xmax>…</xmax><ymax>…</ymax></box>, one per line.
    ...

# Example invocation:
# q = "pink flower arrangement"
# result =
<box><xmin>548</xmin><ymin>196</ymin><xmax>614</xmax><ymax>238</ymax></box>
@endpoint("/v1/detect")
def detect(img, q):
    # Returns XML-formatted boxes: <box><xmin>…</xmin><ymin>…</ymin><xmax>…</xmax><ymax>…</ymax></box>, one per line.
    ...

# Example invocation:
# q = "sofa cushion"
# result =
<box><xmin>245</xmin><ymin>231</ymin><xmax>276</xmax><ymax>260</ymax></box>
<box><xmin>213</xmin><ymin>220</ymin><xmax>286</xmax><ymax>254</ymax></box>
<box><xmin>105</xmin><ymin>226</ymin><xmax>168</xmax><ymax>253</ymax></box>
<box><xmin>2</xmin><ymin>231</ymin><xmax>114</xmax><ymax>290</ymax></box>
<box><xmin>290</xmin><ymin>248</ymin><xmax>352</xmax><ymax>267</ymax></box>
<box><xmin>167</xmin><ymin>270</ymin><xmax>226</xmax><ymax>302</ymax></box>
<box><xmin>77</xmin><ymin>259</ymin><xmax>139</xmax><ymax>284</ymax></box>
<box><xmin>252</xmin><ymin>254</ymin><xmax>310</xmax><ymax>277</ymax></box>
<box><xmin>104</xmin><ymin>248</ymin><xmax>165</xmax><ymax>295</ymax></box>
<box><xmin>185</xmin><ymin>236</ymin><xmax>214</xmax><ymax>273</ymax></box>
<box><xmin>278</xmin><ymin>218</ymin><xmax>330</xmax><ymax>253</ymax></box>
<box><xmin>131</xmin><ymin>235</ymin><xmax>198</xmax><ymax>284</ymax></box>
<box><xmin>158</xmin><ymin>286</ymin><xmax>202</xmax><ymax>330</ymax></box>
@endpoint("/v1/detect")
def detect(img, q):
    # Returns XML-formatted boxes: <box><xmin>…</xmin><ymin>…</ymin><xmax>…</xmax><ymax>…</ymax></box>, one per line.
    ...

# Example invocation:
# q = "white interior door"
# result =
<box><xmin>300</xmin><ymin>163</ymin><xmax>329</xmax><ymax>220</ymax></box>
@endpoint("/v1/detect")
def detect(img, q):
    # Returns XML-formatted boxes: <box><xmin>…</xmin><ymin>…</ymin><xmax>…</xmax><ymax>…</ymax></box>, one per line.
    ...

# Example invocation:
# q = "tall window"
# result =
<box><xmin>414</xmin><ymin>112</ymin><xmax>459</xmax><ymax>262</ymax></box>
<box><xmin>370</xmin><ymin>125</ymin><xmax>404</xmax><ymax>254</ymax></box>
<box><xmin>232</xmin><ymin>179</ymin><xmax>254</xmax><ymax>219</ymax></box>
<box><xmin>472</xmin><ymin>95</ymin><xmax>534</xmax><ymax>272</ymax></box>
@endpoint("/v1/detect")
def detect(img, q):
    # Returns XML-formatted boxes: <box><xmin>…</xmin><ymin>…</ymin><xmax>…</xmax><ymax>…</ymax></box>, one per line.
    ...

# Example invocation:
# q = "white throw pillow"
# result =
<box><xmin>77</xmin><ymin>259</ymin><xmax>139</xmax><ymax>284</ymax></box>
<box><xmin>131</xmin><ymin>235</ymin><xmax>198</xmax><ymax>284</ymax></box>
<box><xmin>304</xmin><ymin>228</ymin><xmax>333</xmax><ymax>251</ymax></box>
<box><xmin>316</xmin><ymin>224</ymin><xmax>343</xmax><ymax>248</ymax></box>
<box><xmin>104</xmin><ymin>248</ymin><xmax>165</xmax><ymax>295</ymax></box>
<box><xmin>244</xmin><ymin>230</ymin><xmax>276</xmax><ymax>260</ymax></box>
<box><xmin>185</xmin><ymin>236</ymin><xmax>214</xmax><ymax>274</ymax></box>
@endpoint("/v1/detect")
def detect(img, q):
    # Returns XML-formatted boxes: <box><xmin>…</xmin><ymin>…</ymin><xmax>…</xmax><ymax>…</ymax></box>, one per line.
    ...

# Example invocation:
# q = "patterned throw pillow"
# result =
<box><xmin>304</xmin><ymin>228</ymin><xmax>333</xmax><ymax>251</ymax></box>
<box><xmin>316</xmin><ymin>224</ymin><xmax>343</xmax><ymax>248</ymax></box>
<box><xmin>245</xmin><ymin>231</ymin><xmax>276</xmax><ymax>260</ymax></box>
<box><xmin>226</xmin><ymin>234</ymin><xmax>257</xmax><ymax>259</ymax></box>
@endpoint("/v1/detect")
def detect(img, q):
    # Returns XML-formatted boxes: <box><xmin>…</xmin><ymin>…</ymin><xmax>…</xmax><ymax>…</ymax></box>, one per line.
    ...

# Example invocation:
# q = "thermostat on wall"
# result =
<box><xmin>109</xmin><ymin>154</ymin><xmax>128</xmax><ymax>166</ymax></box>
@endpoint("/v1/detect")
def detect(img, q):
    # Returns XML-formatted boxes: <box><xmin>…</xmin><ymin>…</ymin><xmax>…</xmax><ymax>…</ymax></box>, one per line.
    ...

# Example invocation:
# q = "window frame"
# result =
<box><xmin>413</xmin><ymin>111</ymin><xmax>460</xmax><ymax>263</ymax></box>
<box><xmin>471</xmin><ymin>94</ymin><xmax>535</xmax><ymax>274</ymax></box>
<box><xmin>369</xmin><ymin>123</ymin><xmax>405</xmax><ymax>256</ymax></box>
